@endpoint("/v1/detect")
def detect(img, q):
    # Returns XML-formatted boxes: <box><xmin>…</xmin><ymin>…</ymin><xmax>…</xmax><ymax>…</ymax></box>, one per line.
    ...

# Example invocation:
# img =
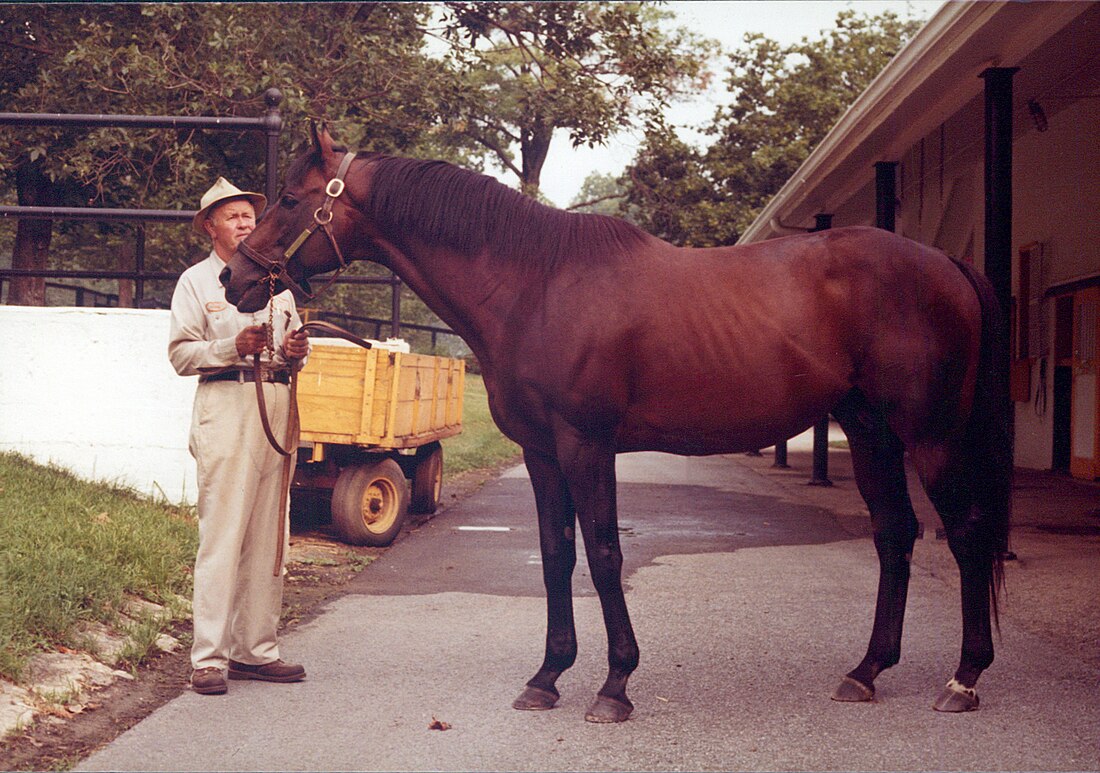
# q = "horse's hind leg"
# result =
<box><xmin>832</xmin><ymin>393</ymin><xmax>920</xmax><ymax>703</ymax></box>
<box><xmin>513</xmin><ymin>448</ymin><xmax>578</xmax><ymax>712</ymax></box>
<box><xmin>912</xmin><ymin>445</ymin><xmax>993</xmax><ymax>712</ymax></box>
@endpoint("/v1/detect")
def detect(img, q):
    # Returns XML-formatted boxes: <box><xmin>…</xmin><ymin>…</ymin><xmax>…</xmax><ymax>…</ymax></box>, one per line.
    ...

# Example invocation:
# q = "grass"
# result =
<box><xmin>0</xmin><ymin>453</ymin><xmax>197</xmax><ymax>682</ymax></box>
<box><xmin>0</xmin><ymin>373</ymin><xmax>517</xmax><ymax>685</ymax></box>
<box><xmin>440</xmin><ymin>372</ymin><xmax>521</xmax><ymax>477</ymax></box>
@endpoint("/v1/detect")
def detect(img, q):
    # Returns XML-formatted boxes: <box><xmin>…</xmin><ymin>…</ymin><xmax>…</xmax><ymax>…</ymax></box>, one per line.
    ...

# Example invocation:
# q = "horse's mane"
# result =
<box><xmin>361</xmin><ymin>155</ymin><xmax>651</xmax><ymax>270</ymax></box>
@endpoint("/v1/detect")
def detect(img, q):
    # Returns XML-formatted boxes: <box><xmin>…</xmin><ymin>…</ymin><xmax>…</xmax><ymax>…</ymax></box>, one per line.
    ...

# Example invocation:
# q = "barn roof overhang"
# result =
<box><xmin>737</xmin><ymin>0</ymin><xmax>1098</xmax><ymax>244</ymax></box>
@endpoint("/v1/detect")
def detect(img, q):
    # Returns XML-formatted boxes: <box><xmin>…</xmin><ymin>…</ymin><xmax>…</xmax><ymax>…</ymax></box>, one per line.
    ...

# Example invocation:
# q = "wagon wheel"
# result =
<box><xmin>331</xmin><ymin>459</ymin><xmax>409</xmax><ymax>547</ymax></box>
<box><xmin>410</xmin><ymin>442</ymin><xmax>444</xmax><ymax>515</ymax></box>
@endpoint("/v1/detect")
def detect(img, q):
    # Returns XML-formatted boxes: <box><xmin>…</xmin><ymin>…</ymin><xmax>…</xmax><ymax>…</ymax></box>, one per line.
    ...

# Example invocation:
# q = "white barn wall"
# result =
<box><xmin>0</xmin><ymin>306</ymin><xmax>198</xmax><ymax>503</ymax></box>
<box><xmin>1011</xmin><ymin>97</ymin><xmax>1100</xmax><ymax>470</ymax></box>
<box><xmin>832</xmin><ymin>105</ymin><xmax>1096</xmax><ymax>471</ymax></box>
<box><xmin>1014</xmin><ymin>97</ymin><xmax>1100</xmax><ymax>288</ymax></box>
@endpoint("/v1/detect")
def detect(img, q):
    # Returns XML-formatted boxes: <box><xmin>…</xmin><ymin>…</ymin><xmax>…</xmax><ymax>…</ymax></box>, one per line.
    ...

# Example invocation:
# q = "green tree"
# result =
<box><xmin>568</xmin><ymin>172</ymin><xmax>635</xmax><ymax>219</ymax></box>
<box><xmin>621</xmin><ymin>123</ymin><xmax>730</xmax><ymax>246</ymax></box>
<box><xmin>437</xmin><ymin>2</ymin><xmax>716</xmax><ymax>197</ymax></box>
<box><xmin>0</xmin><ymin>7</ymin><xmax>121</xmax><ymax>304</ymax></box>
<box><xmin>622</xmin><ymin>9</ymin><xmax>924</xmax><ymax>246</ymax></box>
<box><xmin>0</xmin><ymin>3</ymin><xmax>463</xmax><ymax>307</ymax></box>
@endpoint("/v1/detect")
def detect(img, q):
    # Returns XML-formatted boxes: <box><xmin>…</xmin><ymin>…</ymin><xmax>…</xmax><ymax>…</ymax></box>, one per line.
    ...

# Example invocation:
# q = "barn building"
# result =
<box><xmin>737</xmin><ymin>1</ymin><xmax>1100</xmax><ymax>479</ymax></box>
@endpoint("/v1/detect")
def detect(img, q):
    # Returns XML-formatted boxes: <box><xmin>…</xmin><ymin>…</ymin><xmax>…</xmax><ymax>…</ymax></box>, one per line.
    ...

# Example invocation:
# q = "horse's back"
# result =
<box><xmin>615</xmin><ymin>228</ymin><xmax>981</xmax><ymax>452</ymax></box>
<box><xmin>504</xmin><ymin>226</ymin><xmax>982</xmax><ymax>455</ymax></box>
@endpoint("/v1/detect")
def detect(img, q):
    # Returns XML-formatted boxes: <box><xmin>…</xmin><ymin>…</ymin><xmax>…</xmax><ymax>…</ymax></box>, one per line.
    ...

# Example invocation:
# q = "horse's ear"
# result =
<box><xmin>310</xmin><ymin>121</ymin><xmax>337</xmax><ymax>159</ymax></box>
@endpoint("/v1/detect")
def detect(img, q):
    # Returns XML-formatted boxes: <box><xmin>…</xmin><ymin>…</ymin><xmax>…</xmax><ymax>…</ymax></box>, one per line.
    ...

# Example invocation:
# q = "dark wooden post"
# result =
<box><xmin>875</xmin><ymin>161</ymin><xmax>897</xmax><ymax>232</ymax></box>
<box><xmin>773</xmin><ymin>439</ymin><xmax>789</xmax><ymax>469</ymax></box>
<box><xmin>980</xmin><ymin>67</ymin><xmax>1018</xmax><ymax>320</ymax></box>
<box><xmin>135</xmin><ymin>224</ymin><xmax>146</xmax><ymax>307</ymax></box>
<box><xmin>809</xmin><ymin>213</ymin><xmax>834</xmax><ymax>486</ymax></box>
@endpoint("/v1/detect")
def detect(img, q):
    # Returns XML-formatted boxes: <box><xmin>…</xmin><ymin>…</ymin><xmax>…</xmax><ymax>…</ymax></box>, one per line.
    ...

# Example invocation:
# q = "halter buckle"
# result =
<box><xmin>325</xmin><ymin>178</ymin><xmax>345</xmax><ymax>198</ymax></box>
<box><xmin>314</xmin><ymin>207</ymin><xmax>333</xmax><ymax>226</ymax></box>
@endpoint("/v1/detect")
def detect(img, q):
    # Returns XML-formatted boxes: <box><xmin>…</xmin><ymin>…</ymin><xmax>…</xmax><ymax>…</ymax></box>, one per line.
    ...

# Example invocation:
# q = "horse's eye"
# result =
<box><xmin>280</xmin><ymin>194</ymin><xmax>298</xmax><ymax>209</ymax></box>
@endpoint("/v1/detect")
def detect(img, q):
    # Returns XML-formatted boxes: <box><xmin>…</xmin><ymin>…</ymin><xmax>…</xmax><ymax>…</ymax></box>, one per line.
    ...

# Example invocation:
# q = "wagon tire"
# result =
<box><xmin>331</xmin><ymin>459</ymin><xmax>408</xmax><ymax>547</ymax></box>
<box><xmin>410</xmin><ymin>442</ymin><xmax>444</xmax><ymax>515</ymax></box>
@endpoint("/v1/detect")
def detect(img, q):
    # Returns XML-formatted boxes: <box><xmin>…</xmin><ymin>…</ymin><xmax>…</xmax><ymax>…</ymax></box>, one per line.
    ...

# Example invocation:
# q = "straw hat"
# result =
<box><xmin>192</xmin><ymin>177</ymin><xmax>267</xmax><ymax>235</ymax></box>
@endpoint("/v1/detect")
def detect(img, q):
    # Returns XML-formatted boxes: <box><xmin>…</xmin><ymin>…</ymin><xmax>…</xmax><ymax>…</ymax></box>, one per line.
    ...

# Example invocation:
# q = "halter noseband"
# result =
<box><xmin>237</xmin><ymin>150</ymin><xmax>358</xmax><ymax>304</ymax></box>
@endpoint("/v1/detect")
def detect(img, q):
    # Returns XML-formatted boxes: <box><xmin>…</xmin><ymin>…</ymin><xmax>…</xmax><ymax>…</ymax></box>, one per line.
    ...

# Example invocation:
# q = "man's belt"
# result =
<box><xmin>201</xmin><ymin>369</ymin><xmax>291</xmax><ymax>384</ymax></box>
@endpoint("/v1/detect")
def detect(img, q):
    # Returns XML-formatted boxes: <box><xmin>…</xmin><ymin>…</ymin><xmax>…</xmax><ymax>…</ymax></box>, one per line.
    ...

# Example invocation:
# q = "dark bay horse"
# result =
<box><xmin>222</xmin><ymin>126</ymin><xmax>1012</xmax><ymax>722</ymax></box>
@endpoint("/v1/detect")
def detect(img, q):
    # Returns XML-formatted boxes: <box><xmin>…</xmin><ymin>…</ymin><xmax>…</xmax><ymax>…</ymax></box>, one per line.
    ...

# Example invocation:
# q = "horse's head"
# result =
<box><xmin>221</xmin><ymin>123</ymin><xmax>363</xmax><ymax>313</ymax></box>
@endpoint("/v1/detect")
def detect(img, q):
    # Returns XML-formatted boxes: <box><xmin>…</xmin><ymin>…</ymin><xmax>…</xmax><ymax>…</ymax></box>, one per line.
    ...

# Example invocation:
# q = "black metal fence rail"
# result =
<box><xmin>0</xmin><ymin>90</ymin><xmax>282</xmax><ymax>309</ymax></box>
<box><xmin>0</xmin><ymin>87</ymin><xmax>285</xmax><ymax>205</ymax></box>
<box><xmin>0</xmin><ymin>91</ymin><xmax>461</xmax><ymax>347</ymax></box>
<box><xmin>301</xmin><ymin>307</ymin><xmax>460</xmax><ymax>350</ymax></box>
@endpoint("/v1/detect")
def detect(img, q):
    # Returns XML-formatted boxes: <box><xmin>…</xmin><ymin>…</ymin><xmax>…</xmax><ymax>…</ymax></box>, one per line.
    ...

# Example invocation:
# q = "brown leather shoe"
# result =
<box><xmin>191</xmin><ymin>667</ymin><xmax>227</xmax><ymax>695</ymax></box>
<box><xmin>228</xmin><ymin>659</ymin><xmax>306</xmax><ymax>683</ymax></box>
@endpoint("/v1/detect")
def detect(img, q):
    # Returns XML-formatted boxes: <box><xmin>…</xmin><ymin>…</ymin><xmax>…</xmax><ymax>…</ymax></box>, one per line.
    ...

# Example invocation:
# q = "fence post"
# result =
<box><xmin>391</xmin><ymin>274</ymin><xmax>402</xmax><ymax>338</ymax></box>
<box><xmin>135</xmin><ymin>224</ymin><xmax>146</xmax><ymax>307</ymax></box>
<box><xmin>262</xmin><ymin>88</ymin><xmax>283</xmax><ymax>207</ymax></box>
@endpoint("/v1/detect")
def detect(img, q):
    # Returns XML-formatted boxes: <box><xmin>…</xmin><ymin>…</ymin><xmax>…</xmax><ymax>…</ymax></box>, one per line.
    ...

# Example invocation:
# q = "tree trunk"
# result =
<box><xmin>9</xmin><ymin>162</ymin><xmax>55</xmax><ymax>306</ymax></box>
<box><xmin>519</xmin><ymin>121</ymin><xmax>553</xmax><ymax>199</ymax></box>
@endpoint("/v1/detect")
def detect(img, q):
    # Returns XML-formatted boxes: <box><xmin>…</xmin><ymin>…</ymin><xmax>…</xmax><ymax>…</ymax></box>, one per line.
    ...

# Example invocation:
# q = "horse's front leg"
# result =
<box><xmin>558</xmin><ymin>437</ymin><xmax>638</xmax><ymax>723</ymax></box>
<box><xmin>513</xmin><ymin>448</ymin><xmax>579</xmax><ymax>712</ymax></box>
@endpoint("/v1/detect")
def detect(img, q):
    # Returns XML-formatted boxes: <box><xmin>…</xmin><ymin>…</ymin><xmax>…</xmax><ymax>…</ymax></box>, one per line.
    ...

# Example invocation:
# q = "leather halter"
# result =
<box><xmin>237</xmin><ymin>150</ymin><xmax>358</xmax><ymax>304</ymax></box>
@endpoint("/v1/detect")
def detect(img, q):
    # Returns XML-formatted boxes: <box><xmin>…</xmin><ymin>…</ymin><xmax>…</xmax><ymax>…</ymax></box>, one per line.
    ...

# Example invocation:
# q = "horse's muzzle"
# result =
<box><xmin>220</xmin><ymin>263</ymin><xmax>267</xmax><ymax>313</ymax></box>
<box><xmin>219</xmin><ymin>264</ymin><xmax>241</xmax><ymax>304</ymax></box>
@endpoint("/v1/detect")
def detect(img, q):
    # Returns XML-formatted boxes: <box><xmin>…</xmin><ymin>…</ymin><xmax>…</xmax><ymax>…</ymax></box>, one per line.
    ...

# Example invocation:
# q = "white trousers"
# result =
<box><xmin>189</xmin><ymin>380</ymin><xmax>292</xmax><ymax>670</ymax></box>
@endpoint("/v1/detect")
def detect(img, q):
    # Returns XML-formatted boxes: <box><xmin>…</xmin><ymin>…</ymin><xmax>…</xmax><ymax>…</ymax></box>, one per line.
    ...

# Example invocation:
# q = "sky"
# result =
<box><xmin>533</xmin><ymin>0</ymin><xmax>945</xmax><ymax>207</ymax></box>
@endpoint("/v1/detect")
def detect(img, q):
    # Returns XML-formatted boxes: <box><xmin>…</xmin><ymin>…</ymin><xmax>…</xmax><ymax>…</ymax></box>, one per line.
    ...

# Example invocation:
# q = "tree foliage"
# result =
<box><xmin>622</xmin><ymin>9</ymin><xmax>924</xmax><ymax>246</ymax></box>
<box><xmin>1</xmin><ymin>1</ymin><xmax>714</xmax><ymax>319</ymax></box>
<box><xmin>0</xmin><ymin>3</ymin><xmax>464</xmax><ymax>309</ymax></box>
<box><xmin>3</xmin><ymin>3</ymin><xmax>458</xmax><ymax>201</ymax></box>
<box><xmin>436</xmin><ymin>2</ymin><xmax>715</xmax><ymax>196</ymax></box>
<box><xmin>568</xmin><ymin>172</ymin><xmax>636</xmax><ymax>220</ymax></box>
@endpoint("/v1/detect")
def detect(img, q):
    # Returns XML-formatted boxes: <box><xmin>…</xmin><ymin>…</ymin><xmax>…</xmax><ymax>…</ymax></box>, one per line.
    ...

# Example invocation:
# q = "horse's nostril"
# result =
<box><xmin>219</xmin><ymin>266</ymin><xmax>232</xmax><ymax>286</ymax></box>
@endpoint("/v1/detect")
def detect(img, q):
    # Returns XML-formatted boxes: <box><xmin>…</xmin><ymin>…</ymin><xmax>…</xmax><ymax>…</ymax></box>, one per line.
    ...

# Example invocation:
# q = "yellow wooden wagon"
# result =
<box><xmin>291</xmin><ymin>338</ymin><xmax>465</xmax><ymax>546</ymax></box>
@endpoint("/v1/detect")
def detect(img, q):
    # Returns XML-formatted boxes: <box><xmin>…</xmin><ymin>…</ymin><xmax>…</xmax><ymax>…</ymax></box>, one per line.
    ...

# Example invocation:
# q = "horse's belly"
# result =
<box><xmin>613</xmin><ymin>354</ymin><xmax>849</xmax><ymax>454</ymax></box>
<box><xmin>614</xmin><ymin>403</ymin><xmax>827</xmax><ymax>456</ymax></box>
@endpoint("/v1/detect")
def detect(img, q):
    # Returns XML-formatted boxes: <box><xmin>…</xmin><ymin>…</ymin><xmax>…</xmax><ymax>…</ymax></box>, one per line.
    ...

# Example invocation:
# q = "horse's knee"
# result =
<box><xmin>586</xmin><ymin>537</ymin><xmax>624</xmax><ymax>583</ymax></box>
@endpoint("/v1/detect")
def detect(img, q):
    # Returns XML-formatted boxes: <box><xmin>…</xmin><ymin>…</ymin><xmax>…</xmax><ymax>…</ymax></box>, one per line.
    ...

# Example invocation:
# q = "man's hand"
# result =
<box><xmin>282</xmin><ymin>328</ymin><xmax>310</xmax><ymax>360</ymax></box>
<box><xmin>235</xmin><ymin>325</ymin><xmax>268</xmax><ymax>357</ymax></box>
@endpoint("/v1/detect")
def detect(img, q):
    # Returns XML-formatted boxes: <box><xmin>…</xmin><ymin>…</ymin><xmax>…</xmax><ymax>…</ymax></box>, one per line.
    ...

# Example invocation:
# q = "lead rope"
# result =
<box><xmin>251</xmin><ymin>278</ymin><xmax>374</xmax><ymax>575</ymax></box>
<box><xmin>246</xmin><ymin>150</ymin><xmax>366</xmax><ymax>574</ymax></box>
<box><xmin>253</xmin><ymin>274</ymin><xmax>298</xmax><ymax>576</ymax></box>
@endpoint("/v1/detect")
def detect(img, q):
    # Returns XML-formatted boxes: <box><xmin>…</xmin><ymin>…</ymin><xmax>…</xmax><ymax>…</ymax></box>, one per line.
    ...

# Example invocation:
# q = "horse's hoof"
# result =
<box><xmin>831</xmin><ymin>676</ymin><xmax>875</xmax><ymax>703</ymax></box>
<box><xmin>933</xmin><ymin>678</ymin><xmax>979</xmax><ymax>712</ymax></box>
<box><xmin>584</xmin><ymin>695</ymin><xmax>633</xmax><ymax>723</ymax></box>
<box><xmin>512</xmin><ymin>686</ymin><xmax>559</xmax><ymax>711</ymax></box>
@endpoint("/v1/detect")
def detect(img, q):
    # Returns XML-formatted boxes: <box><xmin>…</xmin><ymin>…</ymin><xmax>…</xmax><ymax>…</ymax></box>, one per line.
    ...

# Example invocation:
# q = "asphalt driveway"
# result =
<box><xmin>79</xmin><ymin>452</ymin><xmax>1100</xmax><ymax>772</ymax></box>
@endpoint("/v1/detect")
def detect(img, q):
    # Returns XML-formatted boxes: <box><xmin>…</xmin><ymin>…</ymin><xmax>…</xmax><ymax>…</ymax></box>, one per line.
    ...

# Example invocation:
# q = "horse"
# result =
<box><xmin>221</xmin><ymin>125</ymin><xmax>1012</xmax><ymax>722</ymax></box>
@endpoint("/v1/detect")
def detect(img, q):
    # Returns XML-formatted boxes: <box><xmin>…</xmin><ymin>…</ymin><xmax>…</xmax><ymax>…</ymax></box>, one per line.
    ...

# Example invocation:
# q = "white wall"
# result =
<box><xmin>0</xmin><ymin>307</ymin><xmax>198</xmax><ymax>503</ymax></box>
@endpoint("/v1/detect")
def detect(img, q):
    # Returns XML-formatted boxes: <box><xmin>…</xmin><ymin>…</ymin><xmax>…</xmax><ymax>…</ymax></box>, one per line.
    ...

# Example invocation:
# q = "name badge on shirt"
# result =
<box><xmin>205</xmin><ymin>301</ymin><xmax>227</xmax><ymax>313</ymax></box>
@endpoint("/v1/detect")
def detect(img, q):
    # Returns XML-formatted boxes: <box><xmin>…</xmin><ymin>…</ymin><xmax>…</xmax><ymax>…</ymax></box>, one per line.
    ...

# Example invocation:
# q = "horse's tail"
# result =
<box><xmin>955</xmin><ymin>259</ymin><xmax>1014</xmax><ymax>628</ymax></box>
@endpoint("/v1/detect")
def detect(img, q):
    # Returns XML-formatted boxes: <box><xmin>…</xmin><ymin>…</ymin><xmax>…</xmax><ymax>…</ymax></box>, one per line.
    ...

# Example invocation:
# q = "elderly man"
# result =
<box><xmin>169</xmin><ymin>177</ymin><xmax>310</xmax><ymax>695</ymax></box>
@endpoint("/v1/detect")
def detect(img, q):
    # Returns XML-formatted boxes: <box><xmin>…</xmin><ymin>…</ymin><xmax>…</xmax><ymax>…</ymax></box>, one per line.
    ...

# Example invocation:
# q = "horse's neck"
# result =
<box><xmin>373</xmin><ymin>240</ymin><xmax>526</xmax><ymax>371</ymax></box>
